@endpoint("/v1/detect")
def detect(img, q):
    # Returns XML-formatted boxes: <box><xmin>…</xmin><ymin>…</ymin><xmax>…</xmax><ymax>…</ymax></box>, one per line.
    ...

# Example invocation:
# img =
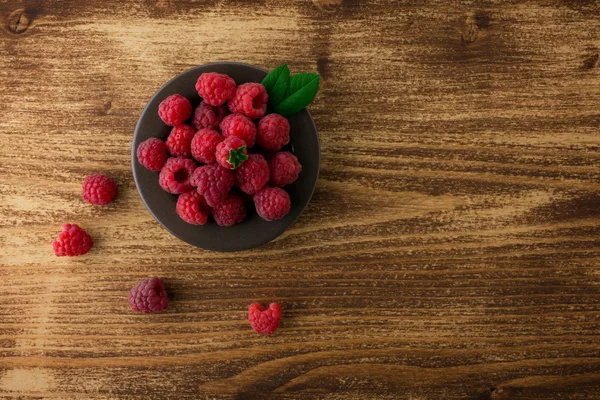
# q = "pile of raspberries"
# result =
<box><xmin>136</xmin><ymin>72</ymin><xmax>302</xmax><ymax>227</ymax></box>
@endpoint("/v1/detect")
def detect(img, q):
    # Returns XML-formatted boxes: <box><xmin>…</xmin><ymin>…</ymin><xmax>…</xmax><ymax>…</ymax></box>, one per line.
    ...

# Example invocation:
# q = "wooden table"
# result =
<box><xmin>2</xmin><ymin>1</ymin><xmax>600</xmax><ymax>399</ymax></box>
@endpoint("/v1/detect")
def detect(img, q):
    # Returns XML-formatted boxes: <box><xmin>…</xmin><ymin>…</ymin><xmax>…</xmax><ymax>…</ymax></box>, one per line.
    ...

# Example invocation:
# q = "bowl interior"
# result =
<box><xmin>132</xmin><ymin>63</ymin><xmax>320</xmax><ymax>252</ymax></box>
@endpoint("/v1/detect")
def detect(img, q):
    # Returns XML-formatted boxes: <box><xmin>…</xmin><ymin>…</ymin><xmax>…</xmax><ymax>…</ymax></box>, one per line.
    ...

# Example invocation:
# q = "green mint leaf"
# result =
<box><xmin>228</xmin><ymin>146</ymin><xmax>248</xmax><ymax>169</ymax></box>
<box><xmin>274</xmin><ymin>73</ymin><xmax>320</xmax><ymax>117</ymax></box>
<box><xmin>261</xmin><ymin>64</ymin><xmax>290</xmax><ymax>110</ymax></box>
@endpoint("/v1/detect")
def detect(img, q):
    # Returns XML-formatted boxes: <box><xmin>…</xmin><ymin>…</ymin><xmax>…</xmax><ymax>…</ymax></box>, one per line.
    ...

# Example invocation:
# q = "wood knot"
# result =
<box><xmin>582</xmin><ymin>53</ymin><xmax>599</xmax><ymax>69</ymax></box>
<box><xmin>462</xmin><ymin>21</ymin><xmax>479</xmax><ymax>43</ymax></box>
<box><xmin>312</xmin><ymin>0</ymin><xmax>343</xmax><ymax>12</ymax></box>
<box><xmin>7</xmin><ymin>9</ymin><xmax>31</xmax><ymax>34</ymax></box>
<box><xmin>461</xmin><ymin>11</ymin><xmax>490</xmax><ymax>44</ymax></box>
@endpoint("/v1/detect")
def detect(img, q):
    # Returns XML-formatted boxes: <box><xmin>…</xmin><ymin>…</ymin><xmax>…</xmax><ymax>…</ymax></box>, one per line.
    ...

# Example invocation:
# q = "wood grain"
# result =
<box><xmin>1</xmin><ymin>0</ymin><xmax>600</xmax><ymax>398</ymax></box>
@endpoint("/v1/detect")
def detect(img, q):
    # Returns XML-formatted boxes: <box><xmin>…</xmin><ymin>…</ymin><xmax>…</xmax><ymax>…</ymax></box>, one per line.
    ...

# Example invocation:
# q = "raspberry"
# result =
<box><xmin>166</xmin><ymin>124</ymin><xmax>196</xmax><ymax>158</ymax></box>
<box><xmin>257</xmin><ymin>113</ymin><xmax>290</xmax><ymax>151</ymax></box>
<box><xmin>191</xmin><ymin>128</ymin><xmax>222</xmax><ymax>164</ymax></box>
<box><xmin>190</xmin><ymin>164</ymin><xmax>234</xmax><ymax>207</ymax></box>
<box><xmin>248</xmin><ymin>303</ymin><xmax>281</xmax><ymax>335</ymax></box>
<box><xmin>52</xmin><ymin>224</ymin><xmax>93</xmax><ymax>257</ymax></box>
<box><xmin>137</xmin><ymin>137</ymin><xmax>168</xmax><ymax>171</ymax></box>
<box><xmin>235</xmin><ymin>154</ymin><xmax>269</xmax><ymax>195</ymax></box>
<box><xmin>159</xmin><ymin>157</ymin><xmax>196</xmax><ymax>194</ymax></box>
<box><xmin>269</xmin><ymin>152</ymin><xmax>302</xmax><ymax>187</ymax></box>
<box><xmin>212</xmin><ymin>193</ymin><xmax>247</xmax><ymax>227</ymax></box>
<box><xmin>216</xmin><ymin>136</ymin><xmax>248</xmax><ymax>170</ymax></box>
<box><xmin>192</xmin><ymin>101</ymin><xmax>228</xmax><ymax>130</ymax></box>
<box><xmin>220</xmin><ymin>113</ymin><xmax>257</xmax><ymax>148</ymax></box>
<box><xmin>128</xmin><ymin>277</ymin><xmax>168</xmax><ymax>313</ymax></box>
<box><xmin>254</xmin><ymin>186</ymin><xmax>291</xmax><ymax>221</ymax></box>
<box><xmin>228</xmin><ymin>83</ymin><xmax>268</xmax><ymax>119</ymax></box>
<box><xmin>176</xmin><ymin>190</ymin><xmax>210</xmax><ymax>225</ymax></box>
<box><xmin>82</xmin><ymin>174</ymin><xmax>118</xmax><ymax>205</ymax></box>
<box><xmin>195</xmin><ymin>72</ymin><xmax>236</xmax><ymax>107</ymax></box>
<box><xmin>158</xmin><ymin>94</ymin><xmax>192</xmax><ymax>126</ymax></box>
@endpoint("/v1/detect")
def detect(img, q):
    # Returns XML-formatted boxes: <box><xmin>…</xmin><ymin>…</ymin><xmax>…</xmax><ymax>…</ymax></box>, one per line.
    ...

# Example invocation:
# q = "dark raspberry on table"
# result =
<box><xmin>228</xmin><ymin>83</ymin><xmax>268</xmax><ymax>119</ymax></box>
<box><xmin>191</xmin><ymin>128</ymin><xmax>222</xmax><ymax>164</ymax></box>
<box><xmin>128</xmin><ymin>277</ymin><xmax>168</xmax><ymax>313</ymax></box>
<box><xmin>269</xmin><ymin>152</ymin><xmax>302</xmax><ymax>187</ymax></box>
<box><xmin>215</xmin><ymin>136</ymin><xmax>248</xmax><ymax>170</ymax></box>
<box><xmin>235</xmin><ymin>153</ymin><xmax>270</xmax><ymax>195</ymax></box>
<box><xmin>257</xmin><ymin>113</ymin><xmax>290</xmax><ymax>151</ymax></box>
<box><xmin>82</xmin><ymin>174</ymin><xmax>118</xmax><ymax>205</ymax></box>
<box><xmin>52</xmin><ymin>224</ymin><xmax>93</xmax><ymax>257</ymax></box>
<box><xmin>192</xmin><ymin>101</ymin><xmax>228</xmax><ymax>131</ymax></box>
<box><xmin>158</xmin><ymin>94</ymin><xmax>192</xmax><ymax>126</ymax></box>
<box><xmin>220</xmin><ymin>113</ymin><xmax>257</xmax><ymax>148</ymax></box>
<box><xmin>212</xmin><ymin>193</ymin><xmax>247</xmax><ymax>227</ymax></box>
<box><xmin>248</xmin><ymin>302</ymin><xmax>281</xmax><ymax>335</ymax></box>
<box><xmin>137</xmin><ymin>137</ymin><xmax>168</xmax><ymax>171</ymax></box>
<box><xmin>190</xmin><ymin>164</ymin><xmax>234</xmax><ymax>207</ymax></box>
<box><xmin>254</xmin><ymin>186</ymin><xmax>291</xmax><ymax>221</ymax></box>
<box><xmin>158</xmin><ymin>157</ymin><xmax>196</xmax><ymax>194</ymax></box>
<box><xmin>166</xmin><ymin>124</ymin><xmax>196</xmax><ymax>158</ymax></box>
<box><xmin>176</xmin><ymin>190</ymin><xmax>210</xmax><ymax>225</ymax></box>
<box><xmin>195</xmin><ymin>72</ymin><xmax>236</xmax><ymax>107</ymax></box>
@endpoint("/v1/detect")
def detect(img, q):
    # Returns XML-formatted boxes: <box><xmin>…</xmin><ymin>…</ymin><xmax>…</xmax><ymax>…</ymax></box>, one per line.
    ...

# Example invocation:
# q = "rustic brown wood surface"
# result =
<box><xmin>1</xmin><ymin>0</ymin><xmax>600</xmax><ymax>399</ymax></box>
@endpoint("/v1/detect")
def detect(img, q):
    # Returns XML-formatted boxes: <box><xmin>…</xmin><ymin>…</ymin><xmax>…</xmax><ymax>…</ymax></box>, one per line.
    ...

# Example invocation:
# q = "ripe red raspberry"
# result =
<box><xmin>248</xmin><ymin>303</ymin><xmax>281</xmax><ymax>335</ymax></box>
<box><xmin>269</xmin><ymin>152</ymin><xmax>302</xmax><ymax>187</ymax></box>
<box><xmin>235</xmin><ymin>154</ymin><xmax>269</xmax><ymax>195</ymax></box>
<box><xmin>195</xmin><ymin>72</ymin><xmax>236</xmax><ymax>107</ymax></box>
<box><xmin>257</xmin><ymin>113</ymin><xmax>290</xmax><ymax>151</ymax></box>
<box><xmin>128</xmin><ymin>277</ymin><xmax>168</xmax><ymax>313</ymax></box>
<box><xmin>212</xmin><ymin>194</ymin><xmax>247</xmax><ymax>227</ymax></box>
<box><xmin>190</xmin><ymin>164</ymin><xmax>234</xmax><ymax>207</ymax></box>
<box><xmin>192</xmin><ymin>101</ymin><xmax>228</xmax><ymax>130</ymax></box>
<box><xmin>52</xmin><ymin>224</ymin><xmax>93</xmax><ymax>257</ymax></box>
<box><xmin>158</xmin><ymin>94</ymin><xmax>192</xmax><ymax>126</ymax></box>
<box><xmin>159</xmin><ymin>157</ymin><xmax>196</xmax><ymax>194</ymax></box>
<box><xmin>82</xmin><ymin>174</ymin><xmax>118</xmax><ymax>205</ymax></box>
<box><xmin>137</xmin><ymin>137</ymin><xmax>168</xmax><ymax>171</ymax></box>
<box><xmin>220</xmin><ymin>113</ymin><xmax>257</xmax><ymax>148</ymax></box>
<box><xmin>166</xmin><ymin>124</ymin><xmax>196</xmax><ymax>158</ymax></box>
<box><xmin>254</xmin><ymin>186</ymin><xmax>291</xmax><ymax>221</ymax></box>
<box><xmin>176</xmin><ymin>190</ymin><xmax>210</xmax><ymax>225</ymax></box>
<box><xmin>228</xmin><ymin>83</ymin><xmax>268</xmax><ymax>119</ymax></box>
<box><xmin>216</xmin><ymin>136</ymin><xmax>248</xmax><ymax>169</ymax></box>
<box><xmin>191</xmin><ymin>128</ymin><xmax>222</xmax><ymax>164</ymax></box>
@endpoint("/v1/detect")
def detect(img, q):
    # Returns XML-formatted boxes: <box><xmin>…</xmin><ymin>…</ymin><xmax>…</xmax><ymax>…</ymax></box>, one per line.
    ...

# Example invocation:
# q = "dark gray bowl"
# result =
<box><xmin>132</xmin><ymin>62</ymin><xmax>320</xmax><ymax>252</ymax></box>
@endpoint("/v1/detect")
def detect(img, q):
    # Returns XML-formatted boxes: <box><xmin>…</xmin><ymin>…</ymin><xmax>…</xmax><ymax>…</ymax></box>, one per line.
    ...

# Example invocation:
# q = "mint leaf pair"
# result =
<box><xmin>261</xmin><ymin>64</ymin><xmax>320</xmax><ymax>117</ymax></box>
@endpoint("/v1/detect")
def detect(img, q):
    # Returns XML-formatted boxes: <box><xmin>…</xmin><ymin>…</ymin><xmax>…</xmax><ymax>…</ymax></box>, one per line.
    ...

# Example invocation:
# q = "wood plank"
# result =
<box><xmin>1</xmin><ymin>0</ymin><xmax>600</xmax><ymax>398</ymax></box>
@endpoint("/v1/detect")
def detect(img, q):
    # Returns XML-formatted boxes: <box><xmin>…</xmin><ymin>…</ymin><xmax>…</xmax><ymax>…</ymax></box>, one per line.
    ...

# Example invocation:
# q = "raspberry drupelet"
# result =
<box><xmin>52</xmin><ymin>224</ymin><xmax>93</xmax><ymax>257</ymax></box>
<box><xmin>158</xmin><ymin>94</ymin><xmax>192</xmax><ymax>126</ymax></box>
<box><xmin>190</xmin><ymin>164</ymin><xmax>235</xmax><ymax>207</ymax></box>
<box><xmin>195</xmin><ymin>72</ymin><xmax>236</xmax><ymax>107</ymax></box>
<box><xmin>248</xmin><ymin>302</ymin><xmax>281</xmax><ymax>335</ymax></box>
<box><xmin>235</xmin><ymin>153</ymin><xmax>270</xmax><ymax>195</ymax></box>
<box><xmin>269</xmin><ymin>152</ymin><xmax>302</xmax><ymax>187</ymax></box>
<box><xmin>166</xmin><ymin>124</ymin><xmax>196</xmax><ymax>158</ymax></box>
<box><xmin>192</xmin><ymin>101</ymin><xmax>228</xmax><ymax>131</ymax></box>
<box><xmin>215</xmin><ymin>136</ymin><xmax>248</xmax><ymax>170</ymax></box>
<box><xmin>191</xmin><ymin>128</ymin><xmax>222</xmax><ymax>164</ymax></box>
<box><xmin>212</xmin><ymin>193</ymin><xmax>247</xmax><ymax>227</ymax></box>
<box><xmin>158</xmin><ymin>157</ymin><xmax>196</xmax><ymax>194</ymax></box>
<box><xmin>220</xmin><ymin>113</ymin><xmax>257</xmax><ymax>148</ymax></box>
<box><xmin>128</xmin><ymin>277</ymin><xmax>168</xmax><ymax>313</ymax></box>
<box><xmin>254</xmin><ymin>186</ymin><xmax>291</xmax><ymax>221</ymax></box>
<box><xmin>257</xmin><ymin>113</ymin><xmax>290</xmax><ymax>151</ymax></box>
<box><xmin>137</xmin><ymin>137</ymin><xmax>168</xmax><ymax>171</ymax></box>
<box><xmin>176</xmin><ymin>190</ymin><xmax>210</xmax><ymax>225</ymax></box>
<box><xmin>82</xmin><ymin>174</ymin><xmax>118</xmax><ymax>205</ymax></box>
<box><xmin>228</xmin><ymin>83</ymin><xmax>268</xmax><ymax>119</ymax></box>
